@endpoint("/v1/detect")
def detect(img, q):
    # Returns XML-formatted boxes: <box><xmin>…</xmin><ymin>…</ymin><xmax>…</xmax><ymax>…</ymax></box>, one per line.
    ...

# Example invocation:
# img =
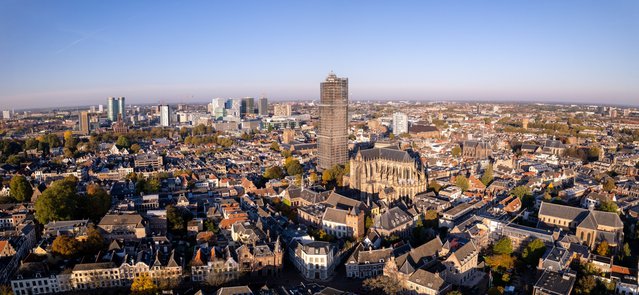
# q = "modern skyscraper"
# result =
<box><xmin>241</xmin><ymin>97</ymin><xmax>255</xmax><ymax>116</ymax></box>
<box><xmin>258</xmin><ymin>97</ymin><xmax>268</xmax><ymax>116</ymax></box>
<box><xmin>117</xmin><ymin>97</ymin><xmax>126</xmax><ymax>120</ymax></box>
<box><xmin>392</xmin><ymin>112</ymin><xmax>408</xmax><ymax>135</ymax></box>
<box><xmin>159</xmin><ymin>105</ymin><xmax>171</xmax><ymax>127</ymax></box>
<box><xmin>107</xmin><ymin>97</ymin><xmax>117</xmax><ymax>121</ymax></box>
<box><xmin>107</xmin><ymin>97</ymin><xmax>126</xmax><ymax>121</ymax></box>
<box><xmin>318</xmin><ymin>72</ymin><xmax>349</xmax><ymax>170</ymax></box>
<box><xmin>79</xmin><ymin>111</ymin><xmax>90</xmax><ymax>135</ymax></box>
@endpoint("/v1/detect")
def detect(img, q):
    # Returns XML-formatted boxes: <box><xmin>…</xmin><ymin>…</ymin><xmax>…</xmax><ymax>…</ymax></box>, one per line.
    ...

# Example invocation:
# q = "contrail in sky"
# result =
<box><xmin>54</xmin><ymin>27</ymin><xmax>108</xmax><ymax>55</ymax></box>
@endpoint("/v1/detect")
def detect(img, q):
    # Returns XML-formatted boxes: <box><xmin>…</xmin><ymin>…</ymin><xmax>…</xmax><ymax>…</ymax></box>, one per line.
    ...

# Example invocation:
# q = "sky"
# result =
<box><xmin>1</xmin><ymin>0</ymin><xmax>638</xmax><ymax>109</ymax></box>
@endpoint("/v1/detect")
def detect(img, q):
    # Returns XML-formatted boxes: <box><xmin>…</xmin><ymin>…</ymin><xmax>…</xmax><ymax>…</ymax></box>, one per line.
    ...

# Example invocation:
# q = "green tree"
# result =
<box><xmin>511</xmin><ymin>186</ymin><xmax>531</xmax><ymax>199</ymax></box>
<box><xmin>451</xmin><ymin>145</ymin><xmax>462</xmax><ymax>157</ymax></box>
<box><xmin>365</xmin><ymin>216</ymin><xmax>373</xmax><ymax>231</ymax></box>
<box><xmin>455</xmin><ymin>175</ymin><xmax>470</xmax><ymax>192</ymax></box>
<box><xmin>284</xmin><ymin>157</ymin><xmax>303</xmax><ymax>176</ymax></box>
<box><xmin>166</xmin><ymin>205</ymin><xmax>193</xmax><ymax>233</ymax></box>
<box><xmin>575</xmin><ymin>275</ymin><xmax>596</xmax><ymax>295</ymax></box>
<box><xmin>481</xmin><ymin>164</ymin><xmax>494</xmax><ymax>186</ymax></box>
<box><xmin>85</xmin><ymin>184</ymin><xmax>112</xmax><ymax>221</ymax></box>
<box><xmin>116</xmin><ymin>136</ymin><xmax>130</xmax><ymax>149</ymax></box>
<box><xmin>264</xmin><ymin>166</ymin><xmax>285</xmax><ymax>179</ymax></box>
<box><xmin>522</xmin><ymin>239</ymin><xmax>546</xmax><ymax>265</ymax></box>
<box><xmin>130</xmin><ymin>272</ymin><xmax>158</xmax><ymax>295</ymax></box>
<box><xmin>493</xmin><ymin>237</ymin><xmax>513</xmax><ymax>255</ymax></box>
<box><xmin>622</xmin><ymin>242</ymin><xmax>631</xmax><ymax>261</ymax></box>
<box><xmin>270</xmin><ymin>142</ymin><xmax>280</xmax><ymax>151</ymax></box>
<box><xmin>52</xmin><ymin>235</ymin><xmax>81</xmax><ymax>257</ymax></box>
<box><xmin>82</xmin><ymin>225</ymin><xmax>105</xmax><ymax>254</ymax></box>
<box><xmin>597</xmin><ymin>200</ymin><xmax>618</xmax><ymax>213</ymax></box>
<box><xmin>603</xmin><ymin>178</ymin><xmax>616</xmax><ymax>192</ymax></box>
<box><xmin>447</xmin><ymin>291</ymin><xmax>463</xmax><ymax>295</ymax></box>
<box><xmin>363</xmin><ymin>275</ymin><xmax>402</xmax><ymax>295</ymax></box>
<box><xmin>35</xmin><ymin>178</ymin><xmax>81</xmax><ymax>224</ymax></box>
<box><xmin>9</xmin><ymin>175</ymin><xmax>33</xmax><ymax>202</ymax></box>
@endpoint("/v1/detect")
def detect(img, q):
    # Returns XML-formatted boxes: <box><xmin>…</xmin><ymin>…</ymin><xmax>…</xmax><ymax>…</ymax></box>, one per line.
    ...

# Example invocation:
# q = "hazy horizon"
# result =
<box><xmin>1</xmin><ymin>0</ymin><xmax>638</xmax><ymax>109</ymax></box>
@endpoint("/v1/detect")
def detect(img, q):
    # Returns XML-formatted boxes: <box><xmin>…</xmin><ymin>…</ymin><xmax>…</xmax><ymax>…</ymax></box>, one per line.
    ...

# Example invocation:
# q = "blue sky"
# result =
<box><xmin>1</xmin><ymin>0</ymin><xmax>638</xmax><ymax>109</ymax></box>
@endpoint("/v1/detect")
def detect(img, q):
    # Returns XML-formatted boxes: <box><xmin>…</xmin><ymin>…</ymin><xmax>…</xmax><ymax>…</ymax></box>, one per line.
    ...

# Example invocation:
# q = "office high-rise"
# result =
<box><xmin>107</xmin><ymin>97</ymin><xmax>126</xmax><ymax>121</ymax></box>
<box><xmin>241</xmin><ymin>97</ymin><xmax>255</xmax><ymax>116</ymax></box>
<box><xmin>117</xmin><ymin>97</ymin><xmax>126</xmax><ymax>120</ymax></box>
<box><xmin>159</xmin><ymin>105</ymin><xmax>171</xmax><ymax>127</ymax></box>
<box><xmin>392</xmin><ymin>112</ymin><xmax>408</xmax><ymax>135</ymax></box>
<box><xmin>318</xmin><ymin>72</ymin><xmax>349</xmax><ymax>170</ymax></box>
<box><xmin>258</xmin><ymin>97</ymin><xmax>268</xmax><ymax>116</ymax></box>
<box><xmin>79</xmin><ymin>111</ymin><xmax>90</xmax><ymax>135</ymax></box>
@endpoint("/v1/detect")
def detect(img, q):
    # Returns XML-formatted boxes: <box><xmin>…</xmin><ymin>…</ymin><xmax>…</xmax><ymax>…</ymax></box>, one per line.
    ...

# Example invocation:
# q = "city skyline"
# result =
<box><xmin>2</xmin><ymin>0</ymin><xmax>638</xmax><ymax>109</ymax></box>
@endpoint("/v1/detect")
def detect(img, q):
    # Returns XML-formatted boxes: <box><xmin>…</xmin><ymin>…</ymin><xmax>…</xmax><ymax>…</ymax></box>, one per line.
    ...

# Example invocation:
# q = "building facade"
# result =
<box><xmin>392</xmin><ymin>112</ymin><xmax>409</xmax><ymax>135</ymax></box>
<box><xmin>350</xmin><ymin>146</ymin><xmax>428</xmax><ymax>201</ymax></box>
<box><xmin>107</xmin><ymin>97</ymin><xmax>126</xmax><ymax>121</ymax></box>
<box><xmin>318</xmin><ymin>73</ymin><xmax>349</xmax><ymax>170</ymax></box>
<box><xmin>159</xmin><ymin>105</ymin><xmax>171</xmax><ymax>127</ymax></box>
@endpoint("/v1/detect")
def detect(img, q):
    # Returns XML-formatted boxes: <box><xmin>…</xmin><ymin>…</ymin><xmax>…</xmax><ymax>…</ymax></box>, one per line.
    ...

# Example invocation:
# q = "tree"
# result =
<box><xmin>130</xmin><ymin>272</ymin><xmax>158</xmax><ymax>295</ymax></box>
<box><xmin>9</xmin><ymin>175</ymin><xmax>33</xmax><ymax>202</ymax></box>
<box><xmin>423</xmin><ymin>210</ymin><xmax>439</xmax><ymax>228</ymax></box>
<box><xmin>455</xmin><ymin>175</ymin><xmax>470</xmax><ymax>192</ymax></box>
<box><xmin>52</xmin><ymin>235</ymin><xmax>81</xmax><ymax>257</ymax></box>
<box><xmin>447</xmin><ymin>291</ymin><xmax>463</xmax><ymax>295</ymax></box>
<box><xmin>485</xmin><ymin>254</ymin><xmax>515</xmax><ymax>271</ymax></box>
<box><xmin>575</xmin><ymin>275</ymin><xmax>596</xmax><ymax>295</ymax></box>
<box><xmin>83</xmin><ymin>225</ymin><xmax>105</xmax><ymax>254</ymax></box>
<box><xmin>365</xmin><ymin>216</ymin><xmax>374</xmax><ymax>230</ymax></box>
<box><xmin>493</xmin><ymin>237</ymin><xmax>513</xmax><ymax>255</ymax></box>
<box><xmin>281</xmin><ymin>149</ymin><xmax>292</xmax><ymax>158</ymax></box>
<box><xmin>363</xmin><ymin>275</ymin><xmax>402</xmax><ymax>295</ymax></box>
<box><xmin>309</xmin><ymin>172</ymin><xmax>318</xmax><ymax>184</ymax></box>
<box><xmin>451</xmin><ymin>145</ymin><xmax>461</xmax><ymax>157</ymax></box>
<box><xmin>428</xmin><ymin>180</ymin><xmax>442</xmax><ymax>194</ymax></box>
<box><xmin>130</xmin><ymin>143</ymin><xmax>141</xmax><ymax>153</ymax></box>
<box><xmin>597</xmin><ymin>200</ymin><xmax>618</xmax><ymax>213</ymax></box>
<box><xmin>115</xmin><ymin>136</ymin><xmax>130</xmax><ymax>149</ymax></box>
<box><xmin>35</xmin><ymin>178</ymin><xmax>81</xmax><ymax>224</ymax></box>
<box><xmin>166</xmin><ymin>205</ymin><xmax>193</xmax><ymax>233</ymax></box>
<box><xmin>603</xmin><ymin>178</ymin><xmax>616</xmax><ymax>192</ymax></box>
<box><xmin>284</xmin><ymin>157</ymin><xmax>303</xmax><ymax>176</ymax></box>
<box><xmin>596</xmin><ymin>240</ymin><xmax>609</xmax><ymax>256</ymax></box>
<box><xmin>522</xmin><ymin>239</ymin><xmax>546</xmax><ymax>265</ymax></box>
<box><xmin>487</xmin><ymin>287</ymin><xmax>504</xmax><ymax>295</ymax></box>
<box><xmin>270</xmin><ymin>142</ymin><xmax>280</xmax><ymax>151</ymax></box>
<box><xmin>264</xmin><ymin>166</ymin><xmax>284</xmax><ymax>179</ymax></box>
<box><xmin>85</xmin><ymin>184</ymin><xmax>112</xmax><ymax>221</ymax></box>
<box><xmin>481</xmin><ymin>164</ymin><xmax>494</xmax><ymax>186</ymax></box>
<box><xmin>511</xmin><ymin>186</ymin><xmax>531</xmax><ymax>199</ymax></box>
<box><xmin>622</xmin><ymin>242</ymin><xmax>631</xmax><ymax>261</ymax></box>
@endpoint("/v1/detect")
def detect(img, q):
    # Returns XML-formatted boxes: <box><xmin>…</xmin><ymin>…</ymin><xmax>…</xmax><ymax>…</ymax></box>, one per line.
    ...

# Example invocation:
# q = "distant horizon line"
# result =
<box><xmin>11</xmin><ymin>97</ymin><xmax>639</xmax><ymax>113</ymax></box>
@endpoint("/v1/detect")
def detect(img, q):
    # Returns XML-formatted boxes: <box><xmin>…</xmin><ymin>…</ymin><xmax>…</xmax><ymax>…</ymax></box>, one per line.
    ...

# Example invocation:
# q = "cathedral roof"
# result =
<box><xmin>358</xmin><ymin>147</ymin><xmax>415</xmax><ymax>163</ymax></box>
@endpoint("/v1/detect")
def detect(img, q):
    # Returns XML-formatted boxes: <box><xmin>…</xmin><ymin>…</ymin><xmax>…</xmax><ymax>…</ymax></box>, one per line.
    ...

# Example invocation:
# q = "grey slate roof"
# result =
<box><xmin>358</xmin><ymin>147</ymin><xmax>415</xmax><ymax>163</ymax></box>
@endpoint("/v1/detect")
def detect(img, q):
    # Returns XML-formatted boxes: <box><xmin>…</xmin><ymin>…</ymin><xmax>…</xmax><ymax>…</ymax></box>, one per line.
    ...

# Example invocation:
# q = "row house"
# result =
<box><xmin>345</xmin><ymin>244</ymin><xmax>393</xmax><ymax>278</ymax></box>
<box><xmin>190</xmin><ymin>246</ymin><xmax>240</xmax><ymax>282</ymax></box>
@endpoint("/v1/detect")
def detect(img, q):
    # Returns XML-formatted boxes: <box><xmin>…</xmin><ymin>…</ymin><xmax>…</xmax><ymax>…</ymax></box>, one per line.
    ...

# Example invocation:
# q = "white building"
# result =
<box><xmin>289</xmin><ymin>239</ymin><xmax>338</xmax><ymax>281</ymax></box>
<box><xmin>159</xmin><ymin>105</ymin><xmax>171</xmax><ymax>127</ymax></box>
<box><xmin>392</xmin><ymin>112</ymin><xmax>408</xmax><ymax>135</ymax></box>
